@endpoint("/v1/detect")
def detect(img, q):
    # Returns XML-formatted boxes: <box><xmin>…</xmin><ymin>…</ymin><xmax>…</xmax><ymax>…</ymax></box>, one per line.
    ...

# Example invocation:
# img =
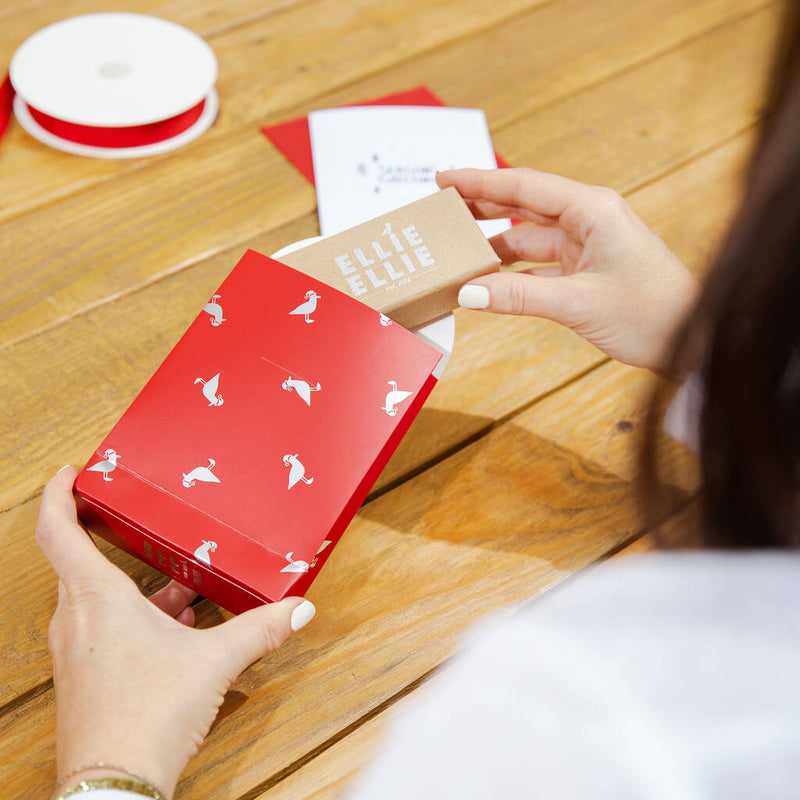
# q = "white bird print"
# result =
<box><xmin>182</xmin><ymin>458</ymin><xmax>221</xmax><ymax>488</ymax></box>
<box><xmin>289</xmin><ymin>290</ymin><xmax>321</xmax><ymax>323</ymax></box>
<box><xmin>280</xmin><ymin>540</ymin><xmax>332</xmax><ymax>573</ymax></box>
<box><xmin>87</xmin><ymin>449</ymin><xmax>121</xmax><ymax>482</ymax></box>
<box><xmin>283</xmin><ymin>454</ymin><xmax>314</xmax><ymax>489</ymax></box>
<box><xmin>203</xmin><ymin>294</ymin><xmax>226</xmax><ymax>326</ymax></box>
<box><xmin>280</xmin><ymin>551</ymin><xmax>311</xmax><ymax>573</ymax></box>
<box><xmin>379</xmin><ymin>313</ymin><xmax>393</xmax><ymax>326</ymax></box>
<box><xmin>382</xmin><ymin>381</ymin><xmax>413</xmax><ymax>417</ymax></box>
<box><xmin>193</xmin><ymin>540</ymin><xmax>217</xmax><ymax>566</ymax></box>
<box><xmin>281</xmin><ymin>376</ymin><xmax>321</xmax><ymax>406</ymax></box>
<box><xmin>194</xmin><ymin>373</ymin><xmax>223</xmax><ymax>406</ymax></box>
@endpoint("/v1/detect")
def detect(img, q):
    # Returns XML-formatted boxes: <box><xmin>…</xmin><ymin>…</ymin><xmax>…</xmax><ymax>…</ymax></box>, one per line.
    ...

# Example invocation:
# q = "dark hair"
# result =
<box><xmin>644</xmin><ymin>0</ymin><xmax>800</xmax><ymax>548</ymax></box>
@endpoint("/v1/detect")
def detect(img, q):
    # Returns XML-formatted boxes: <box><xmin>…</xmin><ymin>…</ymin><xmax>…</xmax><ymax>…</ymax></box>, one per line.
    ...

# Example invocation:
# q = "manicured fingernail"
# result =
<box><xmin>458</xmin><ymin>284</ymin><xmax>490</xmax><ymax>309</ymax></box>
<box><xmin>290</xmin><ymin>600</ymin><xmax>316</xmax><ymax>631</ymax></box>
<box><xmin>56</xmin><ymin>464</ymin><xmax>72</xmax><ymax>475</ymax></box>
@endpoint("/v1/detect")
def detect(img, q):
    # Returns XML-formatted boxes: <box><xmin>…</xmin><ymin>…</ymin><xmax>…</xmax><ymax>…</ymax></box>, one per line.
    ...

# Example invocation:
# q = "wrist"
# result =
<box><xmin>53</xmin><ymin>766</ymin><xmax>170</xmax><ymax>800</ymax></box>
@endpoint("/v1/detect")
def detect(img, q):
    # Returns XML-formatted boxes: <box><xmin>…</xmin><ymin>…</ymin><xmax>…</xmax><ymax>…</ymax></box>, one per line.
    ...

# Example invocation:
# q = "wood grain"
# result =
<box><xmin>0</xmin><ymin>85</ymin><xmax>753</xmax><ymax>717</ymax></box>
<box><xmin>0</xmin><ymin>1</ymin><xmax>774</xmax><ymax>347</ymax></box>
<box><xmin>0</xmin><ymin>0</ymin><xmax>766</xmax><ymax>225</ymax></box>
<box><xmin>0</xmin><ymin>0</ymin><xmax>538</xmax><ymax>223</ymax></box>
<box><xmin>0</xmin><ymin>0</ymin><xmax>776</xmax><ymax>797</ymax></box>
<box><xmin>0</xmin><ymin>6</ymin><xmax>769</xmax><ymax>519</ymax></box>
<box><xmin>253</xmin><ymin>713</ymin><xmax>387</xmax><ymax>800</ymax></box>
<box><xmin>248</xmin><ymin>499</ymin><xmax>705</xmax><ymax>800</ymax></box>
<box><xmin>0</xmin><ymin>359</ymin><xmax>697</xmax><ymax>800</ymax></box>
<box><xmin>0</xmin><ymin>123</ymin><xmax>751</xmax><ymax>519</ymax></box>
<box><xmin>0</xmin><ymin>127</ymin><xmax>748</xmax><ymax>712</ymax></box>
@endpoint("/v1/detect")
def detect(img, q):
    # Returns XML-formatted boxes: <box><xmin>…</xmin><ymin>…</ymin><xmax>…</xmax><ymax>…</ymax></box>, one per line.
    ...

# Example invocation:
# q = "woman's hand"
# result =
<box><xmin>36</xmin><ymin>466</ymin><xmax>316</xmax><ymax>799</ymax></box>
<box><xmin>437</xmin><ymin>168</ymin><xmax>699</xmax><ymax>373</ymax></box>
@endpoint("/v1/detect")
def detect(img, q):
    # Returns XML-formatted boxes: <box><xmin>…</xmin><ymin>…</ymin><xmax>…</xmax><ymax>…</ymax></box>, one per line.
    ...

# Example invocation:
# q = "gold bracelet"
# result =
<box><xmin>53</xmin><ymin>766</ymin><xmax>165</xmax><ymax>800</ymax></box>
<box><xmin>56</xmin><ymin>777</ymin><xmax>164</xmax><ymax>800</ymax></box>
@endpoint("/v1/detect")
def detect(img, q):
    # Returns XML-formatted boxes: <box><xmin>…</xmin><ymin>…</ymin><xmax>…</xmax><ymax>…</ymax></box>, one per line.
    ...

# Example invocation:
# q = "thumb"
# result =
<box><xmin>457</xmin><ymin>272</ymin><xmax>585</xmax><ymax>328</ymax></box>
<box><xmin>215</xmin><ymin>597</ymin><xmax>316</xmax><ymax>674</ymax></box>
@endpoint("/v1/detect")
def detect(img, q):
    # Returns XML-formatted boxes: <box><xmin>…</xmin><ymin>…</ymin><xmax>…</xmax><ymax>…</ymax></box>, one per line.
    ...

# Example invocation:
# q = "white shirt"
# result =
<box><xmin>347</xmin><ymin>552</ymin><xmax>800</xmax><ymax>799</ymax></box>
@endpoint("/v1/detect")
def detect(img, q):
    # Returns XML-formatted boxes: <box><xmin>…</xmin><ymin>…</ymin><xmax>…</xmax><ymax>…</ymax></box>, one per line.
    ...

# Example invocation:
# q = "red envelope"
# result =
<box><xmin>75</xmin><ymin>250</ymin><xmax>441</xmax><ymax>613</ymax></box>
<box><xmin>261</xmin><ymin>85</ymin><xmax>510</xmax><ymax>184</ymax></box>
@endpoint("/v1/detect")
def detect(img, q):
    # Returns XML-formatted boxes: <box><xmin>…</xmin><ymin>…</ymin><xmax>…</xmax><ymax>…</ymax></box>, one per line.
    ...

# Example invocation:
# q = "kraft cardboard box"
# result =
<box><xmin>280</xmin><ymin>187</ymin><xmax>501</xmax><ymax>329</ymax></box>
<box><xmin>75</xmin><ymin>251</ymin><xmax>442</xmax><ymax>614</ymax></box>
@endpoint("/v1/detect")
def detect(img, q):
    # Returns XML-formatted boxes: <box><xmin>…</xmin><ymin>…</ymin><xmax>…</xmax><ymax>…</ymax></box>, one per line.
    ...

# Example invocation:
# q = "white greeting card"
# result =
<box><xmin>309</xmin><ymin>105</ymin><xmax>511</xmax><ymax>238</ymax></box>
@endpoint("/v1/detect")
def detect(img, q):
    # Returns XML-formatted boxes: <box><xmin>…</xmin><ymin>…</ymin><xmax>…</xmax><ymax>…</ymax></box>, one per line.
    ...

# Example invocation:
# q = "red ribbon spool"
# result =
<box><xmin>25</xmin><ymin>97</ymin><xmax>206</xmax><ymax>148</ymax></box>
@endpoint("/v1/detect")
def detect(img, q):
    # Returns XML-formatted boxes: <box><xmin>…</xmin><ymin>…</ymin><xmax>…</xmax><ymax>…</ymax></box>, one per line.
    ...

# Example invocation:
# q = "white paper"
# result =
<box><xmin>309</xmin><ymin>105</ymin><xmax>511</xmax><ymax>239</ymax></box>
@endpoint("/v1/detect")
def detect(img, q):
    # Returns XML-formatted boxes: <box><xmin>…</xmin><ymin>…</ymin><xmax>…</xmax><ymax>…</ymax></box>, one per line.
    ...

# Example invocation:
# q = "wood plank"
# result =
<box><xmin>308</xmin><ymin>0</ymin><xmax>770</xmax><ymax>133</ymax></box>
<box><xmin>493</xmin><ymin>5</ymin><xmax>775</xmax><ymax>189</ymax></box>
<box><xmin>616</xmin><ymin>494</ymin><xmax>704</xmax><ymax>555</ymax></box>
<box><xmin>0</xmin><ymin>0</ymin><xmax>306</xmax><ymax>60</ymax></box>
<box><xmin>0</xmin><ymin>359</ymin><xmax>698</xmax><ymax>800</ymax></box>
<box><xmin>0</xmin><ymin>1</ymin><xmax>774</xmax><ymax>346</ymax></box>
<box><xmin>255</xmin><ymin>714</ymin><xmax>386</xmax><ymax>800</ymax></box>
<box><xmin>252</xmin><ymin>498</ymin><xmax>706</xmax><ymax>800</ymax></box>
<box><xmin>0</xmin><ymin>0</ymin><xmax>539</xmax><ymax>222</ymax></box>
<box><xmin>0</xmin><ymin>0</ymin><xmax>302</xmax><ymax>34</ymax></box>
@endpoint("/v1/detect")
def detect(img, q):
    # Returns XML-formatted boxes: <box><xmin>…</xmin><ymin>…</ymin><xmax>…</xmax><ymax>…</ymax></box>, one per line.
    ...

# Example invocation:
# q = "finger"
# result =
<box><xmin>457</xmin><ymin>271</ymin><xmax>586</xmax><ymax>328</ymax></box>
<box><xmin>35</xmin><ymin>466</ymin><xmax>112</xmax><ymax>585</ymax></box>
<box><xmin>437</xmin><ymin>167</ymin><xmax>594</xmax><ymax>220</ymax></box>
<box><xmin>462</xmin><ymin>197</ymin><xmax>556</xmax><ymax>227</ymax></box>
<box><xmin>488</xmin><ymin>221</ymin><xmax>567</xmax><ymax>265</ymax></box>
<box><xmin>213</xmin><ymin>597</ymin><xmax>316</xmax><ymax>674</ymax></box>
<box><xmin>524</xmin><ymin>264</ymin><xmax>565</xmax><ymax>277</ymax></box>
<box><xmin>176</xmin><ymin>606</ymin><xmax>196</xmax><ymax>627</ymax></box>
<box><xmin>149</xmin><ymin>580</ymin><xmax>199</xmax><ymax>619</ymax></box>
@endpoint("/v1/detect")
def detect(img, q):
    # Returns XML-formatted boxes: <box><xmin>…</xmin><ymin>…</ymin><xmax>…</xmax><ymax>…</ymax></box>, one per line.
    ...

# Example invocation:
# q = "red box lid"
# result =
<box><xmin>75</xmin><ymin>250</ymin><xmax>441</xmax><ymax>612</ymax></box>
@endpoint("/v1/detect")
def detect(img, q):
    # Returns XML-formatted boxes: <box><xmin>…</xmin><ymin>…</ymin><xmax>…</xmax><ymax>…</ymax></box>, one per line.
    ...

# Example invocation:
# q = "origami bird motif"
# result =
<box><xmin>289</xmin><ymin>290</ymin><xmax>321</xmax><ymax>324</ymax></box>
<box><xmin>193</xmin><ymin>540</ymin><xmax>217</xmax><ymax>566</ymax></box>
<box><xmin>203</xmin><ymin>295</ymin><xmax>226</xmax><ymax>326</ymax></box>
<box><xmin>280</xmin><ymin>540</ymin><xmax>332</xmax><ymax>573</ymax></box>
<box><xmin>382</xmin><ymin>381</ymin><xmax>413</xmax><ymax>417</ymax></box>
<box><xmin>87</xmin><ymin>449</ymin><xmax>121</xmax><ymax>482</ymax></box>
<box><xmin>194</xmin><ymin>373</ymin><xmax>224</xmax><ymax>406</ymax></box>
<box><xmin>283</xmin><ymin>454</ymin><xmax>314</xmax><ymax>489</ymax></box>
<box><xmin>182</xmin><ymin>458</ymin><xmax>221</xmax><ymax>488</ymax></box>
<box><xmin>281</xmin><ymin>376</ymin><xmax>321</xmax><ymax>406</ymax></box>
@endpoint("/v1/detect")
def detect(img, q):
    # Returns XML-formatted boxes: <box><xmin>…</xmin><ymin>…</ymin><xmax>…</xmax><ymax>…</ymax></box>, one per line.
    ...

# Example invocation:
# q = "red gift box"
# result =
<box><xmin>75</xmin><ymin>250</ymin><xmax>441</xmax><ymax>613</ymax></box>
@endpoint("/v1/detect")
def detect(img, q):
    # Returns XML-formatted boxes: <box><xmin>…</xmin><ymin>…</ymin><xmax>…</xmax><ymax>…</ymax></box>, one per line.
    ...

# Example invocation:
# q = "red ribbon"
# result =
<box><xmin>27</xmin><ymin>98</ymin><xmax>206</xmax><ymax>148</ymax></box>
<box><xmin>0</xmin><ymin>71</ymin><xmax>206</xmax><ymax>149</ymax></box>
<box><xmin>0</xmin><ymin>74</ymin><xmax>13</xmax><ymax>144</ymax></box>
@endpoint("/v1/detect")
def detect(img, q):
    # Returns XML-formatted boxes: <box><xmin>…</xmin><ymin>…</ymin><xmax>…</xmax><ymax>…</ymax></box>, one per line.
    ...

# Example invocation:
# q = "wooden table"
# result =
<box><xmin>0</xmin><ymin>0</ymin><xmax>776</xmax><ymax>796</ymax></box>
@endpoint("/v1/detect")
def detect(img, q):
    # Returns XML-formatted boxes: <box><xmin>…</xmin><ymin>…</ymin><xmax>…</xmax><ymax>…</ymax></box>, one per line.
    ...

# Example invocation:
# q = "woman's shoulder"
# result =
<box><xmin>530</xmin><ymin>549</ymin><xmax>800</xmax><ymax>622</ymax></box>
<box><xmin>468</xmin><ymin>550</ymin><xmax>800</xmax><ymax>672</ymax></box>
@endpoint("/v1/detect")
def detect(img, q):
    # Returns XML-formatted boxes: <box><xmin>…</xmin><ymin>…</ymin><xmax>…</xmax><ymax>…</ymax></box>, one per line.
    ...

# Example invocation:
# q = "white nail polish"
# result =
<box><xmin>56</xmin><ymin>464</ymin><xmax>72</xmax><ymax>475</ymax></box>
<box><xmin>290</xmin><ymin>600</ymin><xmax>316</xmax><ymax>631</ymax></box>
<box><xmin>458</xmin><ymin>284</ymin><xmax>490</xmax><ymax>309</ymax></box>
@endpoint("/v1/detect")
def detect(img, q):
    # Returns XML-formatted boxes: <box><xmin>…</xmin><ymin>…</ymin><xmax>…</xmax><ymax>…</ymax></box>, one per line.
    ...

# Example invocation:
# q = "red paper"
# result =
<box><xmin>75</xmin><ymin>250</ymin><xmax>441</xmax><ymax>613</ymax></box>
<box><xmin>261</xmin><ymin>85</ymin><xmax>511</xmax><ymax>184</ymax></box>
